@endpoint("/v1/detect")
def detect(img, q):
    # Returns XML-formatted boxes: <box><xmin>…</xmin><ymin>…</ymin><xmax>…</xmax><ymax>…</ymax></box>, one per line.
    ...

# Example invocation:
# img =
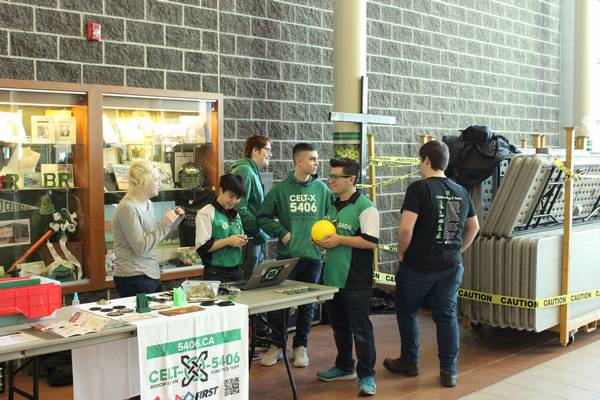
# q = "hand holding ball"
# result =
<box><xmin>311</xmin><ymin>220</ymin><xmax>336</xmax><ymax>241</ymax></box>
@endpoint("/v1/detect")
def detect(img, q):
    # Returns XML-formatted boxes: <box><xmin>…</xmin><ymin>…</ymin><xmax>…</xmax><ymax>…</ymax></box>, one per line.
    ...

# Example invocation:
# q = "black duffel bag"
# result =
<box><xmin>443</xmin><ymin>125</ymin><xmax>520</xmax><ymax>188</ymax></box>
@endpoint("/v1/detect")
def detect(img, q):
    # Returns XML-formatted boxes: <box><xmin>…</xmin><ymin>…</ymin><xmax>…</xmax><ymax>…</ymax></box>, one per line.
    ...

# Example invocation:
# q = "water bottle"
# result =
<box><xmin>71</xmin><ymin>292</ymin><xmax>80</xmax><ymax>315</ymax></box>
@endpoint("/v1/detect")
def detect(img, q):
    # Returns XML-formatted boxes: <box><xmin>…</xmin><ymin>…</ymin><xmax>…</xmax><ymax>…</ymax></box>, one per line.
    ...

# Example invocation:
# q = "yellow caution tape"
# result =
<box><xmin>553</xmin><ymin>159</ymin><xmax>578</xmax><ymax>179</ymax></box>
<box><xmin>377</xmin><ymin>244</ymin><xmax>398</xmax><ymax>253</ymax></box>
<box><xmin>357</xmin><ymin>172</ymin><xmax>418</xmax><ymax>189</ymax></box>
<box><xmin>369</xmin><ymin>156</ymin><xmax>421</xmax><ymax>167</ymax></box>
<box><xmin>373</xmin><ymin>271</ymin><xmax>398</xmax><ymax>285</ymax></box>
<box><xmin>553</xmin><ymin>158</ymin><xmax>600</xmax><ymax>180</ymax></box>
<box><xmin>372</xmin><ymin>271</ymin><xmax>600</xmax><ymax>309</ymax></box>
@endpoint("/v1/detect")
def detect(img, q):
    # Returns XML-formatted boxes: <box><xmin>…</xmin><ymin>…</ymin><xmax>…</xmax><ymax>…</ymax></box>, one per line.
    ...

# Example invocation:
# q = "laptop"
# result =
<box><xmin>226</xmin><ymin>258</ymin><xmax>299</xmax><ymax>290</ymax></box>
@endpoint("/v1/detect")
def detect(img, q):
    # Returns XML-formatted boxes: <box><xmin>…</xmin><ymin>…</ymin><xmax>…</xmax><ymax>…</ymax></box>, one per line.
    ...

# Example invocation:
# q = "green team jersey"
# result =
<box><xmin>195</xmin><ymin>200</ymin><xmax>244</xmax><ymax>268</ymax></box>
<box><xmin>257</xmin><ymin>170</ymin><xmax>334</xmax><ymax>261</ymax></box>
<box><xmin>323</xmin><ymin>192</ymin><xmax>380</xmax><ymax>288</ymax></box>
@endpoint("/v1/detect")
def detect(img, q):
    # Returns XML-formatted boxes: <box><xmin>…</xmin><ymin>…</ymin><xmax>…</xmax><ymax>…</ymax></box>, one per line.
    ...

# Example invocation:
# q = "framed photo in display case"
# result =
<box><xmin>22</xmin><ymin>172</ymin><xmax>41</xmax><ymax>188</ymax></box>
<box><xmin>54</xmin><ymin>116</ymin><xmax>76</xmax><ymax>144</ymax></box>
<box><xmin>31</xmin><ymin>116</ymin><xmax>54</xmax><ymax>144</ymax></box>
<box><xmin>111</xmin><ymin>164</ymin><xmax>130</xmax><ymax>191</ymax></box>
<box><xmin>0</xmin><ymin>218</ymin><xmax>31</xmax><ymax>248</ymax></box>
<box><xmin>155</xmin><ymin>162</ymin><xmax>174</xmax><ymax>189</ymax></box>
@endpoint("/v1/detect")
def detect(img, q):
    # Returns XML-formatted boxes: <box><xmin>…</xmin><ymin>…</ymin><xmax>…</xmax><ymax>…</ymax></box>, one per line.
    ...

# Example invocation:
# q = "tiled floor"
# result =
<box><xmin>2</xmin><ymin>312</ymin><xmax>600</xmax><ymax>399</ymax></box>
<box><xmin>461</xmin><ymin>340</ymin><xmax>600</xmax><ymax>400</ymax></box>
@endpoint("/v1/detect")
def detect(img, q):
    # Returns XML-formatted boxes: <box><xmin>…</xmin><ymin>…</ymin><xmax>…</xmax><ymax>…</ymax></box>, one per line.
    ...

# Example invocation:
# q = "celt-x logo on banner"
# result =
<box><xmin>181</xmin><ymin>352</ymin><xmax>208</xmax><ymax>387</ymax></box>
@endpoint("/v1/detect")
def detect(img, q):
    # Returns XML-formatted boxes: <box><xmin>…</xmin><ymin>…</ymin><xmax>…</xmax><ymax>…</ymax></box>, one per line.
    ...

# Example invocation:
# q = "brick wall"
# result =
<box><xmin>0</xmin><ymin>0</ymin><xmax>561</xmax><ymax>274</ymax></box>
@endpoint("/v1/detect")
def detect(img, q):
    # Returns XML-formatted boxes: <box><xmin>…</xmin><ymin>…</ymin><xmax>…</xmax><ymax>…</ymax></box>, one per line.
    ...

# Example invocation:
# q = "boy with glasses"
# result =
<box><xmin>231</xmin><ymin>134</ymin><xmax>272</xmax><ymax>279</ymax></box>
<box><xmin>315</xmin><ymin>158</ymin><xmax>379</xmax><ymax>396</ymax></box>
<box><xmin>231</xmin><ymin>134</ymin><xmax>272</xmax><ymax>359</ymax></box>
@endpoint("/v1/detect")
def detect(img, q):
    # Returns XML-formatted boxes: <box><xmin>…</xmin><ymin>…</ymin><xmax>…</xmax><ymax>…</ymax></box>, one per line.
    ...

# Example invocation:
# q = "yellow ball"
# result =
<box><xmin>311</xmin><ymin>220</ymin><xmax>336</xmax><ymax>241</ymax></box>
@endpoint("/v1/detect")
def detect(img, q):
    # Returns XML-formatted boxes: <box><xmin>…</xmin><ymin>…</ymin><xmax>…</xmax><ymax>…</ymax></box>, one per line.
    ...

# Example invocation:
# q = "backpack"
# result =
<box><xmin>443</xmin><ymin>125</ymin><xmax>520</xmax><ymax>188</ymax></box>
<box><xmin>176</xmin><ymin>187</ymin><xmax>216</xmax><ymax>247</ymax></box>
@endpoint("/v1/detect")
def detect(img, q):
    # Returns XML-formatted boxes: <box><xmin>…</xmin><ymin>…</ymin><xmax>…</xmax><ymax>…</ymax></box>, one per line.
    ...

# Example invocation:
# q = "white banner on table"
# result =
<box><xmin>136</xmin><ymin>304</ymin><xmax>248</xmax><ymax>400</ymax></box>
<box><xmin>73</xmin><ymin>301</ymin><xmax>249</xmax><ymax>400</ymax></box>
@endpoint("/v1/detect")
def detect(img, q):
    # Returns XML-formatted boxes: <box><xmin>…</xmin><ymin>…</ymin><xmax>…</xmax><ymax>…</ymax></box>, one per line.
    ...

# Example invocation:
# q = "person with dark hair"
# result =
<box><xmin>383</xmin><ymin>140</ymin><xmax>479</xmax><ymax>388</ymax></box>
<box><xmin>257</xmin><ymin>142</ymin><xmax>334</xmax><ymax>368</ymax></box>
<box><xmin>291</xmin><ymin>142</ymin><xmax>316</xmax><ymax>158</ymax></box>
<box><xmin>419</xmin><ymin>140</ymin><xmax>450</xmax><ymax>171</ymax></box>
<box><xmin>315</xmin><ymin>158</ymin><xmax>379</xmax><ymax>396</ymax></box>
<box><xmin>231</xmin><ymin>134</ymin><xmax>272</xmax><ymax>278</ymax></box>
<box><xmin>195</xmin><ymin>173</ymin><xmax>248</xmax><ymax>283</ymax></box>
<box><xmin>231</xmin><ymin>134</ymin><xmax>272</xmax><ymax>360</ymax></box>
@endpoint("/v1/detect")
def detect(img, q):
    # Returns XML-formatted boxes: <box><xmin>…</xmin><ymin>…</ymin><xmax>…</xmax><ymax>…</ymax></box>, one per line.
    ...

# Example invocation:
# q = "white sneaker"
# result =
<box><xmin>293</xmin><ymin>346</ymin><xmax>309</xmax><ymax>367</ymax></box>
<box><xmin>260</xmin><ymin>345</ymin><xmax>283</xmax><ymax>366</ymax></box>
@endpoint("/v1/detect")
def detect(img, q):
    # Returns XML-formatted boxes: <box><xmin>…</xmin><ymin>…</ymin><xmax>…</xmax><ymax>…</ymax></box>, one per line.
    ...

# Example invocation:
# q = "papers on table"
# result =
<box><xmin>38</xmin><ymin>321</ymin><xmax>97</xmax><ymax>338</ymax></box>
<box><xmin>0</xmin><ymin>331</ymin><xmax>43</xmax><ymax>347</ymax></box>
<box><xmin>34</xmin><ymin>310</ymin><xmax>122</xmax><ymax>338</ymax></box>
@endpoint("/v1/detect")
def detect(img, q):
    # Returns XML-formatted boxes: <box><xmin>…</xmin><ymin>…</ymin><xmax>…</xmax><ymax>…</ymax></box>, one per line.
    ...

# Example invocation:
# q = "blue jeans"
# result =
<box><xmin>395</xmin><ymin>262</ymin><xmax>464</xmax><ymax>375</ymax></box>
<box><xmin>327</xmin><ymin>288</ymin><xmax>376</xmax><ymax>378</ymax></box>
<box><xmin>114</xmin><ymin>275</ymin><xmax>162</xmax><ymax>297</ymax></box>
<box><xmin>241</xmin><ymin>239</ymin><xmax>265</xmax><ymax>279</ymax></box>
<box><xmin>269</xmin><ymin>259</ymin><xmax>323</xmax><ymax>348</ymax></box>
<box><xmin>242</xmin><ymin>240</ymin><xmax>268</xmax><ymax>334</ymax></box>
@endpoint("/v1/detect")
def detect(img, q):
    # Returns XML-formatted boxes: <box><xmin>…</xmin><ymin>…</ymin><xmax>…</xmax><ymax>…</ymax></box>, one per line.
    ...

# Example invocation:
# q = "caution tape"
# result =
<box><xmin>377</xmin><ymin>244</ymin><xmax>398</xmax><ymax>253</ymax></box>
<box><xmin>357</xmin><ymin>172</ymin><xmax>418</xmax><ymax>189</ymax></box>
<box><xmin>553</xmin><ymin>158</ymin><xmax>600</xmax><ymax>180</ymax></box>
<box><xmin>373</xmin><ymin>271</ymin><xmax>398</xmax><ymax>285</ymax></box>
<box><xmin>369</xmin><ymin>156</ymin><xmax>421</xmax><ymax>167</ymax></box>
<box><xmin>372</xmin><ymin>271</ymin><xmax>600</xmax><ymax>309</ymax></box>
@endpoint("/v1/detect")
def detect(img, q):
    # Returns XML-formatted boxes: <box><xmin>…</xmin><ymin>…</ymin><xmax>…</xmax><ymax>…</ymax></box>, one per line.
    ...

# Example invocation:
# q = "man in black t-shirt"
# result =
<box><xmin>383</xmin><ymin>141</ymin><xmax>479</xmax><ymax>388</ymax></box>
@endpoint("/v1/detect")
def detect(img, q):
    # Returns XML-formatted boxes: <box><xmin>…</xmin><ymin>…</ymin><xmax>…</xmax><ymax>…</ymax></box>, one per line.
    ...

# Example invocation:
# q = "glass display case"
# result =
<box><xmin>0</xmin><ymin>80</ymin><xmax>223</xmax><ymax>293</ymax></box>
<box><xmin>0</xmin><ymin>87</ymin><xmax>88</xmax><ymax>286</ymax></box>
<box><xmin>101</xmin><ymin>93</ymin><xmax>221</xmax><ymax>280</ymax></box>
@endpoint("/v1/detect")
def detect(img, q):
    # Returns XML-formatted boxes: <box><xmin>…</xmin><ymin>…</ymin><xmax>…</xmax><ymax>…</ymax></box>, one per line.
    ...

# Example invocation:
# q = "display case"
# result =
<box><xmin>0</xmin><ymin>80</ymin><xmax>223</xmax><ymax>294</ymax></box>
<box><xmin>101</xmin><ymin>92</ymin><xmax>221</xmax><ymax>282</ymax></box>
<box><xmin>0</xmin><ymin>86</ymin><xmax>88</xmax><ymax>288</ymax></box>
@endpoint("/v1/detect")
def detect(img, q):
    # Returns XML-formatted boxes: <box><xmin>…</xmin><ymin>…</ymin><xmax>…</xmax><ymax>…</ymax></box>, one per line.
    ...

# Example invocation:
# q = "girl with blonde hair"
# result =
<box><xmin>112</xmin><ymin>160</ymin><xmax>184</xmax><ymax>296</ymax></box>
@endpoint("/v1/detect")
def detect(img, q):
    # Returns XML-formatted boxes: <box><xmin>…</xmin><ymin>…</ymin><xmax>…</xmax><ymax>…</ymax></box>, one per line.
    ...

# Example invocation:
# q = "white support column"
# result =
<box><xmin>332</xmin><ymin>0</ymin><xmax>367</xmax><ymax>159</ymax></box>
<box><xmin>563</xmin><ymin>0</ymin><xmax>600</xmax><ymax>150</ymax></box>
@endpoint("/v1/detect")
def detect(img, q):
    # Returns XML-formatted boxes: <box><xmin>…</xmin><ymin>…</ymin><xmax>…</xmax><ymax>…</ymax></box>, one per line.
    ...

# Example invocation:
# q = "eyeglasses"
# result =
<box><xmin>262</xmin><ymin>147</ymin><xmax>273</xmax><ymax>154</ymax></box>
<box><xmin>328</xmin><ymin>174</ymin><xmax>353</xmax><ymax>180</ymax></box>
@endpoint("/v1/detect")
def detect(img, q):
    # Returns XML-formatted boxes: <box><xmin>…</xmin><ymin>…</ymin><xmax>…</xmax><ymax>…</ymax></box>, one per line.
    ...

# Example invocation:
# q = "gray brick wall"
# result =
<box><xmin>0</xmin><ymin>0</ymin><xmax>561</xmax><ymax>273</ymax></box>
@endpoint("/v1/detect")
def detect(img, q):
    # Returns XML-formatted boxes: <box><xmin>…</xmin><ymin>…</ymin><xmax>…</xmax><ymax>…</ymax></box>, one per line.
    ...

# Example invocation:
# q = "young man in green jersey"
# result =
<box><xmin>231</xmin><ymin>134</ymin><xmax>272</xmax><ymax>279</ymax></box>
<box><xmin>231</xmin><ymin>134</ymin><xmax>272</xmax><ymax>358</ymax></box>
<box><xmin>195</xmin><ymin>174</ymin><xmax>248</xmax><ymax>283</ymax></box>
<box><xmin>257</xmin><ymin>142</ymin><xmax>335</xmax><ymax>368</ymax></box>
<box><xmin>315</xmin><ymin>158</ymin><xmax>379</xmax><ymax>396</ymax></box>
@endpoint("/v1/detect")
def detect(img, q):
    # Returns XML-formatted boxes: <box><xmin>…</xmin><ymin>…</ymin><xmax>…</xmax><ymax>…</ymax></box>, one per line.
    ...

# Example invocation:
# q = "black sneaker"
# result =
<box><xmin>440</xmin><ymin>372</ymin><xmax>457</xmax><ymax>387</ymax></box>
<box><xmin>382</xmin><ymin>358</ymin><xmax>419</xmax><ymax>376</ymax></box>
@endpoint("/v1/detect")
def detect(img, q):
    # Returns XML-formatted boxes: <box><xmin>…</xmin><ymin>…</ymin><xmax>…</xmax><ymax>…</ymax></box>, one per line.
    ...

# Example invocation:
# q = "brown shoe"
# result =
<box><xmin>382</xmin><ymin>358</ymin><xmax>419</xmax><ymax>376</ymax></box>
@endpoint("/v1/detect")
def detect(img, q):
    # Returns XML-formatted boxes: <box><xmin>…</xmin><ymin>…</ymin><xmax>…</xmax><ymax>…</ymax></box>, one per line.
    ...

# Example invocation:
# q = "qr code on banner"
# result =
<box><xmin>224</xmin><ymin>377</ymin><xmax>239</xmax><ymax>396</ymax></box>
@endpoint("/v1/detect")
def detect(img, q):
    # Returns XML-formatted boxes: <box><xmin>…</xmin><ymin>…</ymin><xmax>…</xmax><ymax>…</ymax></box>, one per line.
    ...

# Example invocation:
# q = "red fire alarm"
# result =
<box><xmin>86</xmin><ymin>22</ymin><xmax>102</xmax><ymax>42</ymax></box>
